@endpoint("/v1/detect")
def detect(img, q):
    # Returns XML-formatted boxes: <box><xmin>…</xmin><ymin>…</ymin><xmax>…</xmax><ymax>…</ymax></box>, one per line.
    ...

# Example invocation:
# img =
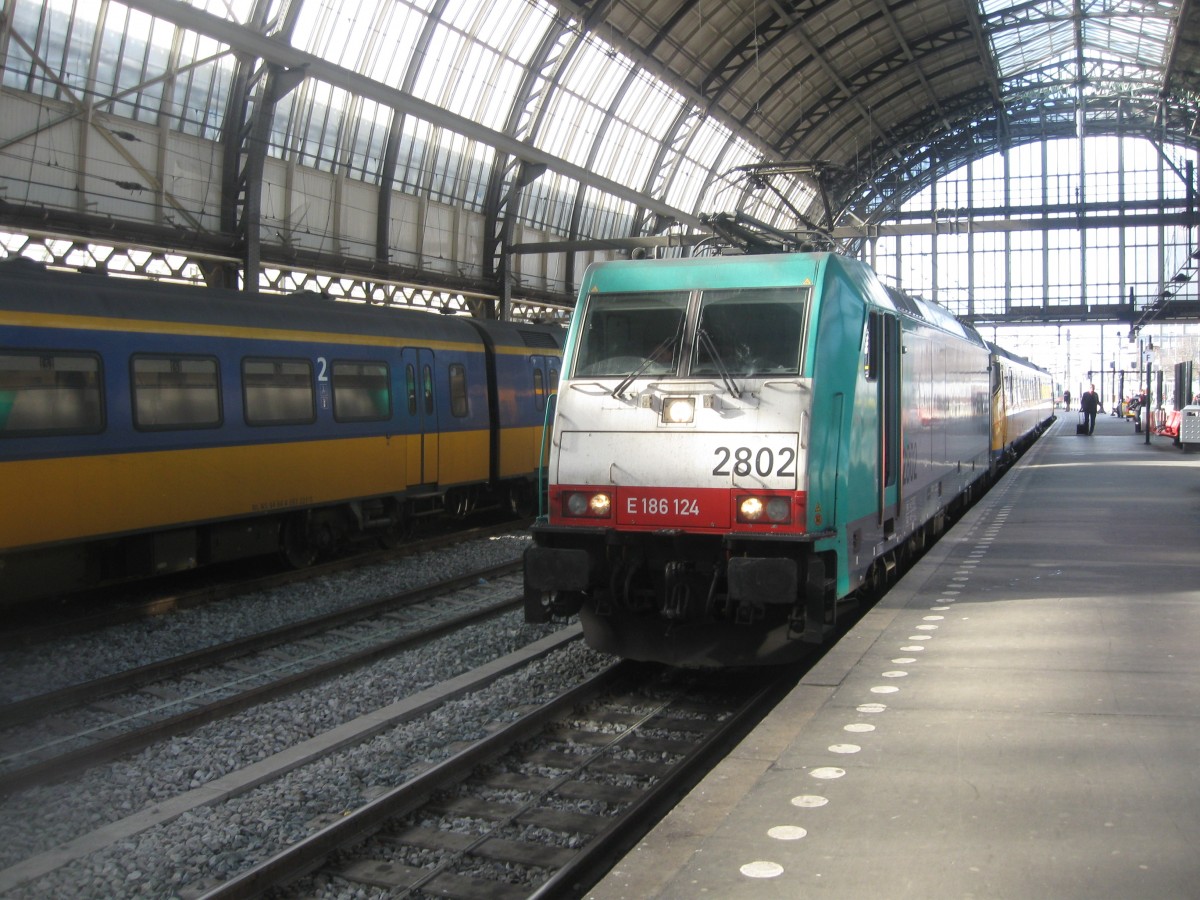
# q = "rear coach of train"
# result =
<box><xmin>988</xmin><ymin>341</ymin><xmax>1055</xmax><ymax>467</ymax></box>
<box><xmin>524</xmin><ymin>251</ymin><xmax>993</xmax><ymax>666</ymax></box>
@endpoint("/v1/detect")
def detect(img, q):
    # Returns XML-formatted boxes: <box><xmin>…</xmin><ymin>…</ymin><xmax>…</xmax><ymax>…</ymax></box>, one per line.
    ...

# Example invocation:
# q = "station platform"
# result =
<box><xmin>588</xmin><ymin>410</ymin><xmax>1200</xmax><ymax>899</ymax></box>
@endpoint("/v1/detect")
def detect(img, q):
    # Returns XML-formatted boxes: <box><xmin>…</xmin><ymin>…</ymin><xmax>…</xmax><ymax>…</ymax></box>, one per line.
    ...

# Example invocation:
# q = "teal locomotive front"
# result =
<box><xmin>524</xmin><ymin>252</ymin><xmax>992</xmax><ymax>667</ymax></box>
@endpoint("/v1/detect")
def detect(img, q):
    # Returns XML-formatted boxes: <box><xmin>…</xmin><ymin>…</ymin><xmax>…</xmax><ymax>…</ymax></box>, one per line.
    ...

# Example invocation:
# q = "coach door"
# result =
<box><xmin>402</xmin><ymin>348</ymin><xmax>439</xmax><ymax>487</ymax></box>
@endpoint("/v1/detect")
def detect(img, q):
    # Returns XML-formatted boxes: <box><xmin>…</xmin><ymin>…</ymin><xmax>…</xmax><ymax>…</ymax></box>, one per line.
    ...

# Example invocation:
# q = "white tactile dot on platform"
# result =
<box><xmin>856</xmin><ymin>702</ymin><xmax>887</xmax><ymax>713</ymax></box>
<box><xmin>891</xmin><ymin>657</ymin><xmax>917</xmax><ymax>664</ymax></box>
<box><xmin>741</xmin><ymin>860</ymin><xmax>784</xmax><ymax>878</ymax></box>
<box><xmin>882</xmin><ymin>670</ymin><xmax>907</xmax><ymax>678</ymax></box>
<box><xmin>791</xmin><ymin>794</ymin><xmax>829</xmax><ymax>808</ymax></box>
<box><xmin>915</xmin><ymin>624</ymin><xmax>939</xmax><ymax>630</ymax></box>
<box><xmin>828</xmin><ymin>743</ymin><xmax>860</xmax><ymax>754</ymax></box>
<box><xmin>901</xmin><ymin>645</ymin><xmax>925</xmax><ymax>652</ymax></box>
<box><xmin>870</xmin><ymin>685</ymin><xmax>900</xmax><ymax>694</ymax></box>
<box><xmin>923</xmin><ymin>615</ymin><xmax>944</xmax><ymax>621</ymax></box>
<box><xmin>768</xmin><ymin>825</ymin><xmax>808</xmax><ymax>840</ymax></box>
<box><xmin>810</xmin><ymin>767</ymin><xmax>846</xmax><ymax>779</ymax></box>
<box><xmin>844</xmin><ymin>723</ymin><xmax>875</xmax><ymax>733</ymax></box>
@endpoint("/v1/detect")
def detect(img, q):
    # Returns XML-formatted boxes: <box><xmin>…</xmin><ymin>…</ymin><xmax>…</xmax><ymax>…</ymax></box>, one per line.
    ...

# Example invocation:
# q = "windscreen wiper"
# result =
<box><xmin>696</xmin><ymin>328</ymin><xmax>741</xmax><ymax>398</ymax></box>
<box><xmin>611</xmin><ymin>323</ymin><xmax>683</xmax><ymax>399</ymax></box>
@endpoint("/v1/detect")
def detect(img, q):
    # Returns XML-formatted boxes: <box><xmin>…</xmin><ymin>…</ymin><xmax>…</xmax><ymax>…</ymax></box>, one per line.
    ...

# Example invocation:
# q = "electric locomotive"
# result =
<box><xmin>0</xmin><ymin>259</ymin><xmax>562</xmax><ymax>604</ymax></box>
<box><xmin>524</xmin><ymin>252</ymin><xmax>994</xmax><ymax>667</ymax></box>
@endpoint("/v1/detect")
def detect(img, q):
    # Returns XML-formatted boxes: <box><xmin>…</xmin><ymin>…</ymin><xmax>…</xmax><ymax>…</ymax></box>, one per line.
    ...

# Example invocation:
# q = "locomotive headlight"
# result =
<box><xmin>662</xmin><ymin>397</ymin><xmax>695</xmax><ymax>425</ymax></box>
<box><xmin>565</xmin><ymin>491</ymin><xmax>612</xmax><ymax>518</ymax></box>
<box><xmin>739</xmin><ymin>496</ymin><xmax>765</xmax><ymax>521</ymax></box>
<box><xmin>766</xmin><ymin>497</ymin><xmax>791</xmax><ymax>522</ymax></box>
<box><xmin>737</xmin><ymin>495</ymin><xmax>793</xmax><ymax>524</ymax></box>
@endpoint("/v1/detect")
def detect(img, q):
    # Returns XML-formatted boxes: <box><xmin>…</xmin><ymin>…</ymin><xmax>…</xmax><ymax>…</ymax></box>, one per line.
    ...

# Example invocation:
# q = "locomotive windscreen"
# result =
<box><xmin>692</xmin><ymin>287</ymin><xmax>808</xmax><ymax>377</ymax></box>
<box><xmin>572</xmin><ymin>286</ymin><xmax>809</xmax><ymax>380</ymax></box>
<box><xmin>573</xmin><ymin>291</ymin><xmax>689</xmax><ymax>377</ymax></box>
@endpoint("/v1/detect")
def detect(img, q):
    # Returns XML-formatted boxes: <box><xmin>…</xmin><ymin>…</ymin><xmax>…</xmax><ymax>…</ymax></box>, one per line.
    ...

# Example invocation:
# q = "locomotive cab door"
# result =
<box><xmin>401</xmin><ymin>348</ymin><xmax>439</xmax><ymax>488</ymax></box>
<box><xmin>867</xmin><ymin>311</ymin><xmax>901</xmax><ymax>533</ymax></box>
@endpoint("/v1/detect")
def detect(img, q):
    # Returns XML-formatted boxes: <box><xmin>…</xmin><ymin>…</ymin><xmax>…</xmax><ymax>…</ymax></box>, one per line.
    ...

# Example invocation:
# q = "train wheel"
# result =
<box><xmin>862</xmin><ymin>559</ymin><xmax>887</xmax><ymax>599</ymax></box>
<box><xmin>280</xmin><ymin>515</ymin><xmax>318</xmax><ymax>568</ymax></box>
<box><xmin>509</xmin><ymin>483</ymin><xmax>535</xmax><ymax>518</ymax></box>
<box><xmin>377</xmin><ymin>509</ymin><xmax>415</xmax><ymax>548</ymax></box>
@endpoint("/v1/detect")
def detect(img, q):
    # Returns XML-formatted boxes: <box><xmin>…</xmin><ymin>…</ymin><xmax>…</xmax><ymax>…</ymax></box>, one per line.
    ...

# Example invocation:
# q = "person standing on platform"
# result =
<box><xmin>1063</xmin><ymin>388</ymin><xmax>1071</xmax><ymax>411</ymax></box>
<box><xmin>1079</xmin><ymin>383</ymin><xmax>1102</xmax><ymax>435</ymax></box>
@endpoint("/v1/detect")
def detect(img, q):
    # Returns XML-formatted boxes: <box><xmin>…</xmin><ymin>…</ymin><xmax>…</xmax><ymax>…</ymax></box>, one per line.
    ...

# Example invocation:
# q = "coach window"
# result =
<box><xmin>332</xmin><ymin>360</ymin><xmax>390</xmax><ymax>422</ymax></box>
<box><xmin>449</xmin><ymin>363</ymin><xmax>469</xmax><ymax>417</ymax></box>
<box><xmin>406</xmin><ymin>364</ymin><xmax>417</xmax><ymax>415</ymax></box>
<box><xmin>242</xmin><ymin>358</ymin><xmax>315</xmax><ymax>425</ymax></box>
<box><xmin>422</xmin><ymin>364</ymin><xmax>434</xmax><ymax>415</ymax></box>
<box><xmin>131</xmin><ymin>355</ymin><xmax>221</xmax><ymax>430</ymax></box>
<box><xmin>0</xmin><ymin>351</ymin><xmax>104</xmax><ymax>435</ymax></box>
<box><xmin>533</xmin><ymin>367</ymin><xmax>546</xmax><ymax>410</ymax></box>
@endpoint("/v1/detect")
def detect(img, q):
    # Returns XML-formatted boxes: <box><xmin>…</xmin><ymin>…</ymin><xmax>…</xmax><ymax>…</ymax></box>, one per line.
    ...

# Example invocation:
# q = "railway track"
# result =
<box><xmin>1</xmin><ymin>518</ymin><xmax>530</xmax><ymax>651</ymax></box>
<box><xmin>0</xmin><ymin>562</ymin><xmax>524</xmax><ymax>796</ymax></box>
<box><xmin>194</xmin><ymin>661</ymin><xmax>798</xmax><ymax>900</ymax></box>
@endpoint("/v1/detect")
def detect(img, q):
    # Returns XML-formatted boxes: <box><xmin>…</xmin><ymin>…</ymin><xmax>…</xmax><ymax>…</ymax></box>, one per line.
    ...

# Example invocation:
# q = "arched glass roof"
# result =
<box><xmin>0</xmin><ymin>0</ymin><xmax>1196</xmax><ymax>309</ymax></box>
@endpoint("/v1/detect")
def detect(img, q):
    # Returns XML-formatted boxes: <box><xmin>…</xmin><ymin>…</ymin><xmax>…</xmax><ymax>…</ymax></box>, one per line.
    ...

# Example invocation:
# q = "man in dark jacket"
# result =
<box><xmin>1079</xmin><ymin>383</ymin><xmax>1102</xmax><ymax>434</ymax></box>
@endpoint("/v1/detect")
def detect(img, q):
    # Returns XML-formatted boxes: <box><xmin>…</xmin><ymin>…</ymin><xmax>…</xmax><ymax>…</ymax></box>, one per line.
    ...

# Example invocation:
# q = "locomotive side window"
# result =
<box><xmin>693</xmin><ymin>287</ymin><xmax>808</xmax><ymax>377</ymax></box>
<box><xmin>573</xmin><ymin>291</ymin><xmax>689</xmax><ymax>377</ymax></box>
<box><xmin>331</xmin><ymin>360</ymin><xmax>390</xmax><ymax>422</ymax></box>
<box><xmin>865</xmin><ymin>314</ymin><xmax>880</xmax><ymax>381</ymax></box>
<box><xmin>422</xmin><ymin>364</ymin><xmax>434</xmax><ymax>415</ymax></box>
<box><xmin>449</xmin><ymin>363</ymin><xmax>468</xmax><ymax>417</ymax></box>
<box><xmin>131</xmin><ymin>355</ymin><xmax>221</xmax><ymax>430</ymax></box>
<box><xmin>242</xmin><ymin>358</ymin><xmax>315</xmax><ymax>426</ymax></box>
<box><xmin>0</xmin><ymin>350</ymin><xmax>104</xmax><ymax>436</ymax></box>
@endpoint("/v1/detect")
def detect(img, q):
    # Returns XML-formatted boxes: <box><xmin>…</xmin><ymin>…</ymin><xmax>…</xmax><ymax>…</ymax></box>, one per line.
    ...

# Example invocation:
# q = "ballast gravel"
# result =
<box><xmin>0</xmin><ymin>532</ymin><xmax>533</xmax><ymax>704</ymax></box>
<box><xmin>0</xmin><ymin>532</ymin><xmax>613</xmax><ymax>898</ymax></box>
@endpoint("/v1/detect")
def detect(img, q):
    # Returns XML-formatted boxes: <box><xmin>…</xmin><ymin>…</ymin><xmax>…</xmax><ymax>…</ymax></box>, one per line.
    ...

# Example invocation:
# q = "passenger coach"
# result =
<box><xmin>0</xmin><ymin>259</ymin><xmax>562</xmax><ymax>603</ymax></box>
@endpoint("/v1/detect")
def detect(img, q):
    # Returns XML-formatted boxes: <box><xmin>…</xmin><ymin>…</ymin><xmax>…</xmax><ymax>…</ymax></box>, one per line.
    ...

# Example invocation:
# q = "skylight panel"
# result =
<box><xmin>979</xmin><ymin>0</ymin><xmax>1177</xmax><ymax>97</ymax></box>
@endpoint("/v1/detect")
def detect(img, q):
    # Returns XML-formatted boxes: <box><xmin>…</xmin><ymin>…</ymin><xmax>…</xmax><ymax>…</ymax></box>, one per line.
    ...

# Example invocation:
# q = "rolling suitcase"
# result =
<box><xmin>1076</xmin><ymin>411</ymin><xmax>1087</xmax><ymax>435</ymax></box>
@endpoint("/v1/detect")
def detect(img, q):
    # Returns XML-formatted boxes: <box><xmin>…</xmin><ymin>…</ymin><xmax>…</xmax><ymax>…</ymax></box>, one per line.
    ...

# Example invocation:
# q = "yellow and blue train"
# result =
<box><xmin>0</xmin><ymin>259</ymin><xmax>562</xmax><ymax>604</ymax></box>
<box><xmin>523</xmin><ymin>252</ymin><xmax>1052</xmax><ymax>666</ymax></box>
